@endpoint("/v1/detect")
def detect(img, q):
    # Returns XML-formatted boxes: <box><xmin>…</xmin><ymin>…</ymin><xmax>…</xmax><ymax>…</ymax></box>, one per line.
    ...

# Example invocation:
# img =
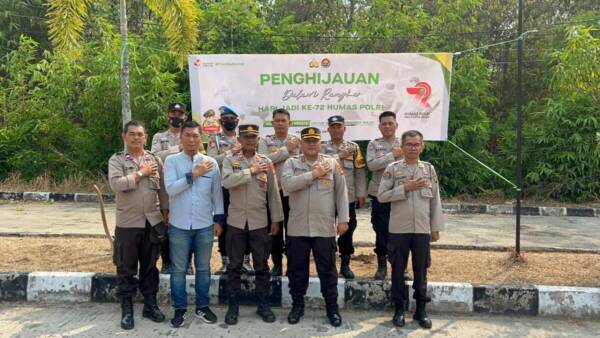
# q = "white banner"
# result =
<box><xmin>189</xmin><ymin>53</ymin><xmax>452</xmax><ymax>141</ymax></box>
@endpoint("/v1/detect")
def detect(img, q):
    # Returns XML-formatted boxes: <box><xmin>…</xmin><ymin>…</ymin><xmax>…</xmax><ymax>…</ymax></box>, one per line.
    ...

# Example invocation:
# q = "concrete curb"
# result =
<box><xmin>2</xmin><ymin>190</ymin><xmax>597</xmax><ymax>217</ymax></box>
<box><xmin>1</xmin><ymin>272</ymin><xmax>598</xmax><ymax>318</ymax></box>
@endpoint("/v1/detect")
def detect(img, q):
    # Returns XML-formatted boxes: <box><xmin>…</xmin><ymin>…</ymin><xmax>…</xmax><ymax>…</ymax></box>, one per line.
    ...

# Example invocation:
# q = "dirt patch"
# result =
<box><xmin>2</xmin><ymin>236</ymin><xmax>599</xmax><ymax>287</ymax></box>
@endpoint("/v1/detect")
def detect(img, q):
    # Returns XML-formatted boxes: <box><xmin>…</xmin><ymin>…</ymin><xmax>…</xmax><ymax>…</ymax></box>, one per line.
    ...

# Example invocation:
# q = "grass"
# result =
<box><xmin>0</xmin><ymin>173</ymin><xmax>110</xmax><ymax>194</ymax></box>
<box><xmin>2</xmin><ymin>236</ymin><xmax>599</xmax><ymax>287</ymax></box>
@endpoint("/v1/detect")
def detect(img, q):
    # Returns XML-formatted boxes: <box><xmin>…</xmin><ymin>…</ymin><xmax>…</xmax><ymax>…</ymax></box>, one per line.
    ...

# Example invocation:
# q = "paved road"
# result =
<box><xmin>1</xmin><ymin>303</ymin><xmax>598</xmax><ymax>338</ymax></box>
<box><xmin>1</xmin><ymin>201</ymin><xmax>600</xmax><ymax>250</ymax></box>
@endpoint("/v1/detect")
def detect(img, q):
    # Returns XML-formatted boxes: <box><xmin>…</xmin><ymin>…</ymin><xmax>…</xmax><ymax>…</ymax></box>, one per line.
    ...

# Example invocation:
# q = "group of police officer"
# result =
<box><xmin>108</xmin><ymin>103</ymin><xmax>444</xmax><ymax>330</ymax></box>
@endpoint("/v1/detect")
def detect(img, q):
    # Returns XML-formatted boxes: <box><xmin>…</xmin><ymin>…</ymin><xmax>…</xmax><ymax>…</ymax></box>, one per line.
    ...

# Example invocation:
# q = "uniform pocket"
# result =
<box><xmin>317</xmin><ymin>178</ymin><xmax>332</xmax><ymax>191</ymax></box>
<box><xmin>421</xmin><ymin>188</ymin><xmax>433</xmax><ymax>198</ymax></box>
<box><xmin>343</xmin><ymin>159</ymin><xmax>354</xmax><ymax>169</ymax></box>
<box><xmin>149</xmin><ymin>176</ymin><xmax>160</xmax><ymax>190</ymax></box>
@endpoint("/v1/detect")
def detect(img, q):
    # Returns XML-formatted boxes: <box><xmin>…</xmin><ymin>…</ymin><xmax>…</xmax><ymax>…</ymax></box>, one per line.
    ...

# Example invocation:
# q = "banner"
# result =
<box><xmin>189</xmin><ymin>53</ymin><xmax>452</xmax><ymax>141</ymax></box>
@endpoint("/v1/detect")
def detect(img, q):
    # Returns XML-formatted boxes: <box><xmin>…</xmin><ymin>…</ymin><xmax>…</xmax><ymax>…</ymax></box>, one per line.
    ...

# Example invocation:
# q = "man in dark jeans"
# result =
<box><xmin>164</xmin><ymin>120</ymin><xmax>224</xmax><ymax>328</ymax></box>
<box><xmin>108</xmin><ymin>120</ymin><xmax>168</xmax><ymax>330</ymax></box>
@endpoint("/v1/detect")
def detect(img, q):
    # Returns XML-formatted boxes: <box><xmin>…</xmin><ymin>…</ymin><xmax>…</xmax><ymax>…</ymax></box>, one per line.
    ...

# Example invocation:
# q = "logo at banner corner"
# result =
<box><xmin>193</xmin><ymin>58</ymin><xmax>201</xmax><ymax>67</ymax></box>
<box><xmin>321</xmin><ymin>58</ymin><xmax>331</xmax><ymax>68</ymax></box>
<box><xmin>309</xmin><ymin>59</ymin><xmax>319</xmax><ymax>68</ymax></box>
<box><xmin>406</xmin><ymin>80</ymin><xmax>432</xmax><ymax>108</ymax></box>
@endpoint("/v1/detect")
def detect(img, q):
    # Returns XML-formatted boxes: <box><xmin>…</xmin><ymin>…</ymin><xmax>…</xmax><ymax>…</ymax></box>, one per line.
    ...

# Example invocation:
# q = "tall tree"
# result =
<box><xmin>46</xmin><ymin>0</ymin><xmax>199</xmax><ymax>126</ymax></box>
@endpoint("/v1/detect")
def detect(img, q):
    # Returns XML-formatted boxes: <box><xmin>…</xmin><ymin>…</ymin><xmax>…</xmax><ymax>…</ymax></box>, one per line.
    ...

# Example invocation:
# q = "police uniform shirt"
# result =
<box><xmin>151</xmin><ymin>130</ymin><xmax>180</xmax><ymax>161</ymax></box>
<box><xmin>221</xmin><ymin>152</ymin><xmax>284</xmax><ymax>230</ymax></box>
<box><xmin>281</xmin><ymin>154</ymin><xmax>349</xmax><ymax>237</ymax></box>
<box><xmin>377</xmin><ymin>159</ymin><xmax>444</xmax><ymax>234</ymax></box>
<box><xmin>320</xmin><ymin>140</ymin><xmax>367</xmax><ymax>202</ymax></box>
<box><xmin>207</xmin><ymin>133</ymin><xmax>240</xmax><ymax>168</ymax></box>
<box><xmin>108</xmin><ymin>151</ymin><xmax>168</xmax><ymax>229</ymax></box>
<box><xmin>258</xmin><ymin>134</ymin><xmax>302</xmax><ymax>191</ymax></box>
<box><xmin>366</xmin><ymin>137</ymin><xmax>402</xmax><ymax>196</ymax></box>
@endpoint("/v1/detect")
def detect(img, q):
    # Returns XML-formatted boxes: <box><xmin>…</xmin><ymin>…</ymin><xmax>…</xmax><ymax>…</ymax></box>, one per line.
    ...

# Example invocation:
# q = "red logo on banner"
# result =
<box><xmin>406</xmin><ymin>81</ymin><xmax>432</xmax><ymax>108</ymax></box>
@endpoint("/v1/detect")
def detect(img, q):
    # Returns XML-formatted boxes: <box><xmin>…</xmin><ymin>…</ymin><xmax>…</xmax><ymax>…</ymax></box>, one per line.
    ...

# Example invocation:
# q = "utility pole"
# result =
<box><xmin>119</xmin><ymin>0</ymin><xmax>131</xmax><ymax>126</ymax></box>
<box><xmin>515</xmin><ymin>0</ymin><xmax>524</xmax><ymax>256</ymax></box>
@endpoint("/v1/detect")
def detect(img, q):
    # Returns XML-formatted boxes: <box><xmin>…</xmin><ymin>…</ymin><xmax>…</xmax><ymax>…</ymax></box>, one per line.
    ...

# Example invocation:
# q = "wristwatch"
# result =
<box><xmin>136</xmin><ymin>171</ymin><xmax>143</xmax><ymax>178</ymax></box>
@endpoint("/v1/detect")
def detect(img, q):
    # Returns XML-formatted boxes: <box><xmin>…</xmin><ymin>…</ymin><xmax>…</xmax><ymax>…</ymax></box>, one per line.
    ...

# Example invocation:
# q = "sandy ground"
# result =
<box><xmin>1</xmin><ymin>302</ymin><xmax>599</xmax><ymax>338</ymax></box>
<box><xmin>2</xmin><ymin>236</ymin><xmax>599</xmax><ymax>287</ymax></box>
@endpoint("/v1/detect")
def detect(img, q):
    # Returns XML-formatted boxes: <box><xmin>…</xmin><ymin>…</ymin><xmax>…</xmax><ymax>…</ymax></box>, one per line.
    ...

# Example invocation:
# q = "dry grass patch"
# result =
<box><xmin>2</xmin><ymin>236</ymin><xmax>599</xmax><ymax>287</ymax></box>
<box><xmin>0</xmin><ymin>173</ymin><xmax>110</xmax><ymax>194</ymax></box>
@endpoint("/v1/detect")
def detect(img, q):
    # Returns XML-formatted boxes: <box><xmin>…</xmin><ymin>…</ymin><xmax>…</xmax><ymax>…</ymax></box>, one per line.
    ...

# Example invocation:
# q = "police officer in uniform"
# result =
<box><xmin>150</xmin><ymin>103</ymin><xmax>202</xmax><ymax>274</ymax></box>
<box><xmin>378</xmin><ymin>130</ymin><xmax>444</xmax><ymax>329</ymax></box>
<box><xmin>108</xmin><ymin>120</ymin><xmax>168</xmax><ymax>329</ymax></box>
<box><xmin>151</xmin><ymin>103</ymin><xmax>205</xmax><ymax>161</ymax></box>
<box><xmin>320</xmin><ymin>115</ymin><xmax>367</xmax><ymax>279</ymax></box>
<box><xmin>366</xmin><ymin>111</ymin><xmax>403</xmax><ymax>280</ymax></box>
<box><xmin>221</xmin><ymin>124</ymin><xmax>284</xmax><ymax>325</ymax></box>
<box><xmin>281</xmin><ymin>127</ymin><xmax>349</xmax><ymax>327</ymax></box>
<box><xmin>258</xmin><ymin>108</ymin><xmax>301</xmax><ymax>276</ymax></box>
<box><xmin>207</xmin><ymin>106</ymin><xmax>253</xmax><ymax>275</ymax></box>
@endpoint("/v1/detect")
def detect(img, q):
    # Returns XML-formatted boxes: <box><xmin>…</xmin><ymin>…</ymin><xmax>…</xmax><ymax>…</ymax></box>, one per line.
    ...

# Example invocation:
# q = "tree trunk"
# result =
<box><xmin>119</xmin><ymin>0</ymin><xmax>131</xmax><ymax>127</ymax></box>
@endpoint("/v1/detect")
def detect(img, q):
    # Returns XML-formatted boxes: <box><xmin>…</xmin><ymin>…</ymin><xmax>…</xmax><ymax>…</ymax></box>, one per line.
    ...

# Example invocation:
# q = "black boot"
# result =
<box><xmin>326</xmin><ymin>305</ymin><xmax>342</xmax><ymax>327</ymax></box>
<box><xmin>287</xmin><ymin>304</ymin><xmax>304</xmax><ymax>324</ymax></box>
<box><xmin>256</xmin><ymin>296</ymin><xmax>276</xmax><ymax>323</ymax></box>
<box><xmin>225</xmin><ymin>295</ymin><xmax>239</xmax><ymax>325</ymax></box>
<box><xmin>142</xmin><ymin>295</ymin><xmax>165</xmax><ymax>323</ymax></box>
<box><xmin>271</xmin><ymin>255</ymin><xmax>283</xmax><ymax>277</ymax></box>
<box><xmin>413</xmin><ymin>301</ymin><xmax>432</xmax><ymax>329</ymax></box>
<box><xmin>339</xmin><ymin>254</ymin><xmax>355</xmax><ymax>279</ymax></box>
<box><xmin>120</xmin><ymin>297</ymin><xmax>134</xmax><ymax>330</ymax></box>
<box><xmin>392</xmin><ymin>304</ymin><xmax>405</xmax><ymax>327</ymax></box>
<box><xmin>373</xmin><ymin>255</ymin><xmax>387</xmax><ymax>280</ymax></box>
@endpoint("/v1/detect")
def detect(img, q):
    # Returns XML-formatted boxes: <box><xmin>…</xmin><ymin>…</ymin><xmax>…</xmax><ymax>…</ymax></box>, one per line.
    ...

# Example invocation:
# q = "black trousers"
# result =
<box><xmin>218</xmin><ymin>187</ymin><xmax>250</xmax><ymax>256</ymax></box>
<box><xmin>287</xmin><ymin>236</ymin><xmax>338</xmax><ymax>311</ymax></box>
<box><xmin>113</xmin><ymin>221</ymin><xmax>160</xmax><ymax>298</ymax></box>
<box><xmin>160</xmin><ymin>233</ymin><xmax>171</xmax><ymax>266</ymax></box>
<box><xmin>271</xmin><ymin>191</ymin><xmax>290</xmax><ymax>258</ymax></box>
<box><xmin>388</xmin><ymin>233</ymin><xmax>430</xmax><ymax>307</ymax></box>
<box><xmin>370</xmin><ymin>195</ymin><xmax>390</xmax><ymax>256</ymax></box>
<box><xmin>226</xmin><ymin>225</ymin><xmax>272</xmax><ymax>297</ymax></box>
<box><xmin>338</xmin><ymin>202</ymin><xmax>357</xmax><ymax>256</ymax></box>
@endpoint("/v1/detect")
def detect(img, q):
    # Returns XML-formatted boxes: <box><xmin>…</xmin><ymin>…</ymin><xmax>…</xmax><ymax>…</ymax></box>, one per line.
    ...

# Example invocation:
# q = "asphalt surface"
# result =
<box><xmin>1</xmin><ymin>201</ymin><xmax>599</xmax><ymax>250</ymax></box>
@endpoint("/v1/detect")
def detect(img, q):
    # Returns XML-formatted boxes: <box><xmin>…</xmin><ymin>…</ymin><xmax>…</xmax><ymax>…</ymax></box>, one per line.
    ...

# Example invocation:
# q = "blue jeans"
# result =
<box><xmin>169</xmin><ymin>225</ymin><xmax>214</xmax><ymax>310</ymax></box>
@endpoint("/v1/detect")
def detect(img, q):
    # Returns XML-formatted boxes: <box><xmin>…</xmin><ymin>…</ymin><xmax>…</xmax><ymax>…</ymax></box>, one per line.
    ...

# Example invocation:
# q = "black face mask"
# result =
<box><xmin>169</xmin><ymin>116</ymin><xmax>184</xmax><ymax>128</ymax></box>
<box><xmin>222</xmin><ymin>120</ymin><xmax>238</xmax><ymax>131</ymax></box>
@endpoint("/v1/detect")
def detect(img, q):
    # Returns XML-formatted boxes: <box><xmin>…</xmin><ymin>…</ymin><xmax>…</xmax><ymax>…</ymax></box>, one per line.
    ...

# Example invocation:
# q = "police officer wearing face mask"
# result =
<box><xmin>207</xmin><ymin>106</ymin><xmax>253</xmax><ymax>275</ymax></box>
<box><xmin>152</xmin><ymin>103</ymin><xmax>206</xmax><ymax>162</ymax></box>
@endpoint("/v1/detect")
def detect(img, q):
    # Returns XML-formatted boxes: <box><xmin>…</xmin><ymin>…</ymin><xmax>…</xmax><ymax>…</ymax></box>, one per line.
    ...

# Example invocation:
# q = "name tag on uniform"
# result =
<box><xmin>160</xmin><ymin>138</ymin><xmax>169</xmax><ymax>150</ymax></box>
<box><xmin>318</xmin><ymin>178</ymin><xmax>331</xmax><ymax>190</ymax></box>
<box><xmin>256</xmin><ymin>172</ymin><xmax>268</xmax><ymax>183</ymax></box>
